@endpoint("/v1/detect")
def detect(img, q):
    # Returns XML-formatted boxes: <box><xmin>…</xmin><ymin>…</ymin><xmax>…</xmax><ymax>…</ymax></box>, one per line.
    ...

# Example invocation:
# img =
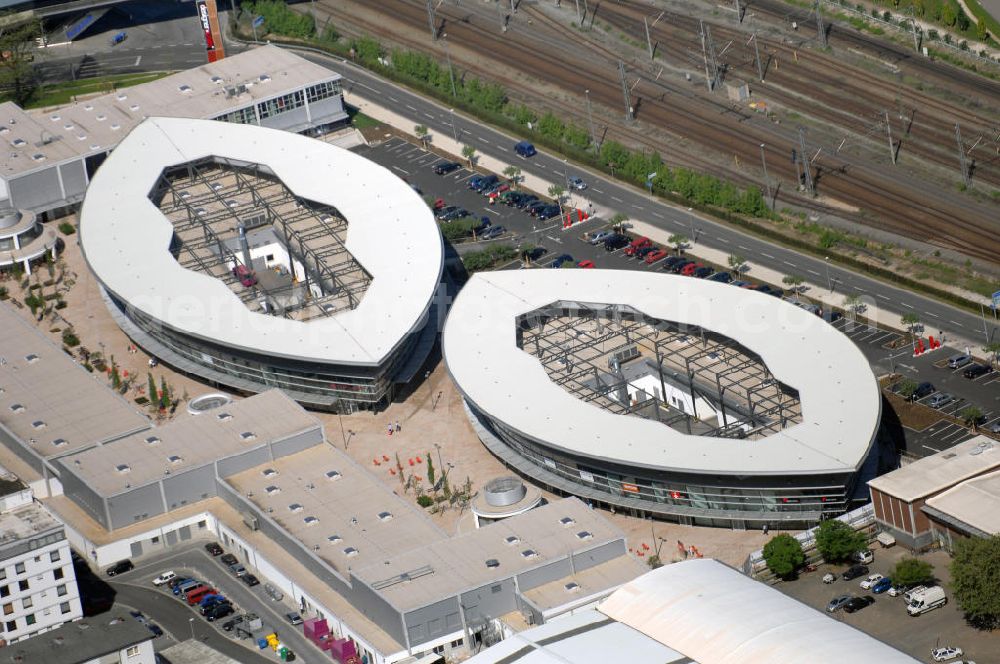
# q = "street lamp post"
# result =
<box><xmin>584</xmin><ymin>89</ymin><xmax>597</xmax><ymax>152</ymax></box>
<box><xmin>449</xmin><ymin>108</ymin><xmax>458</xmax><ymax>144</ymax></box>
<box><xmin>433</xmin><ymin>443</ymin><xmax>445</xmax><ymax>479</ymax></box>
<box><xmin>189</xmin><ymin>617</ymin><xmax>195</xmax><ymax>641</ymax></box>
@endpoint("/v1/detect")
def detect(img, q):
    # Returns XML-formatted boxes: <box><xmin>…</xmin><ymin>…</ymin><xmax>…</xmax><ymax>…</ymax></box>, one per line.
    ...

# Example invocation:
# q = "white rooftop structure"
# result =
<box><xmin>869</xmin><ymin>435</ymin><xmax>1000</xmax><ymax>502</ymax></box>
<box><xmin>924</xmin><ymin>468</ymin><xmax>1000</xmax><ymax>536</ymax></box>
<box><xmin>468</xmin><ymin>559</ymin><xmax>920</xmax><ymax>664</ymax></box>
<box><xmin>444</xmin><ymin>270</ymin><xmax>879</xmax><ymax>475</ymax></box>
<box><xmin>80</xmin><ymin>116</ymin><xmax>442</xmax><ymax>368</ymax></box>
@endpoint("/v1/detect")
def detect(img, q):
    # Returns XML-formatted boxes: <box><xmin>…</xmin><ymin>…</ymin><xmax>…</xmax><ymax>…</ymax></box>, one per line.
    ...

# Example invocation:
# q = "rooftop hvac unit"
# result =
<box><xmin>609</xmin><ymin>345</ymin><xmax>639</xmax><ymax>368</ymax></box>
<box><xmin>243</xmin><ymin>514</ymin><xmax>259</xmax><ymax>531</ymax></box>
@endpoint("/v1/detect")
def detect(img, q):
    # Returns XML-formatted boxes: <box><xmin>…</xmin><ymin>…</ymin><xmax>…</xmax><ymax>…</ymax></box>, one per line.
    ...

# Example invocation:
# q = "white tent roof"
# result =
<box><xmin>599</xmin><ymin>559</ymin><xmax>919</xmax><ymax>664</ymax></box>
<box><xmin>80</xmin><ymin>117</ymin><xmax>442</xmax><ymax>367</ymax></box>
<box><xmin>443</xmin><ymin>270</ymin><xmax>879</xmax><ymax>475</ymax></box>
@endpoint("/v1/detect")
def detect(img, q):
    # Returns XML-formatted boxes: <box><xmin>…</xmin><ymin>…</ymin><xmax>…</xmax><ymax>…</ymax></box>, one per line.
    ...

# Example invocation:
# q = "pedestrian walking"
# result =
<box><xmin>395</xmin><ymin>420</ymin><xmax>401</xmax><ymax>433</ymax></box>
<box><xmin>387</xmin><ymin>423</ymin><xmax>393</xmax><ymax>437</ymax></box>
<box><xmin>762</xmin><ymin>524</ymin><xmax>769</xmax><ymax>536</ymax></box>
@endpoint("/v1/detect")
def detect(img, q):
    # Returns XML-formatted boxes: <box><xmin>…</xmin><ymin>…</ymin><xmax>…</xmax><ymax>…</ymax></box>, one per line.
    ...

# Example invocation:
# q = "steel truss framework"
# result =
<box><xmin>516</xmin><ymin>301</ymin><xmax>801</xmax><ymax>440</ymax></box>
<box><xmin>149</xmin><ymin>157</ymin><xmax>371</xmax><ymax>322</ymax></box>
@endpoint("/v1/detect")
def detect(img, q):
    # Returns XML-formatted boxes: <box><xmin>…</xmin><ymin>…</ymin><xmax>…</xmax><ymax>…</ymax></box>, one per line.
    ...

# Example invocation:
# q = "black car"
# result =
<box><xmin>604</xmin><ymin>234</ymin><xmax>630</xmax><ymax>251</ymax></box>
<box><xmin>513</xmin><ymin>194</ymin><xmax>539</xmax><ymax>209</ymax></box>
<box><xmin>440</xmin><ymin>208</ymin><xmax>469</xmax><ymax>222</ymax></box>
<box><xmin>524</xmin><ymin>201</ymin><xmax>548</xmax><ymax>215</ymax></box>
<box><xmin>536</xmin><ymin>205</ymin><xmax>560</xmax><ymax>220</ymax></box>
<box><xmin>842</xmin><ymin>564</ymin><xmax>869</xmax><ymax>581</ymax></box>
<box><xmin>843</xmin><ymin>595</ymin><xmax>875</xmax><ymax>613</ymax></box>
<box><xmin>435</xmin><ymin>206</ymin><xmax>458</xmax><ymax>220</ymax></box>
<box><xmin>201</xmin><ymin>598</ymin><xmax>229</xmax><ymax>616</ymax></box>
<box><xmin>146</xmin><ymin>623</ymin><xmax>164</xmax><ymax>638</ymax></box>
<box><xmin>205</xmin><ymin>542</ymin><xmax>223</xmax><ymax>556</ymax></box>
<box><xmin>432</xmin><ymin>161</ymin><xmax>461</xmax><ymax>175</ymax></box>
<box><xmin>206</xmin><ymin>603</ymin><xmax>235</xmax><ymax>622</ymax></box>
<box><xmin>222</xmin><ymin>615</ymin><xmax>246</xmax><ymax>632</ymax></box>
<box><xmin>662</xmin><ymin>255</ymin><xmax>685</xmax><ymax>270</ymax></box>
<box><xmin>708</xmin><ymin>271</ymin><xmax>732</xmax><ymax>283</ymax></box>
<box><xmin>964</xmin><ymin>364</ymin><xmax>993</xmax><ymax>379</ymax></box>
<box><xmin>913</xmin><ymin>382</ymin><xmax>935</xmax><ymax>399</ymax></box>
<box><xmin>634</xmin><ymin>246</ymin><xmax>656</xmax><ymax>260</ymax></box>
<box><xmin>219</xmin><ymin>553</ymin><xmax>239</xmax><ymax>567</ymax></box>
<box><xmin>471</xmin><ymin>175</ymin><xmax>498</xmax><ymax>192</ymax></box>
<box><xmin>242</xmin><ymin>574</ymin><xmax>260</xmax><ymax>587</ymax></box>
<box><xmin>692</xmin><ymin>266</ymin><xmax>714</xmax><ymax>278</ymax></box>
<box><xmin>106</xmin><ymin>560</ymin><xmax>134</xmax><ymax>577</ymax></box>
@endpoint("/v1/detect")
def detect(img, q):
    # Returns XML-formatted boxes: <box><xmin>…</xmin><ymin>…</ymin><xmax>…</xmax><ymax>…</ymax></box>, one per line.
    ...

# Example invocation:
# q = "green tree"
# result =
<box><xmin>668</xmin><ymin>234</ymin><xmax>688</xmax><ymax>254</ymax></box>
<box><xmin>0</xmin><ymin>15</ymin><xmax>41</xmax><ymax>106</ymax></box>
<box><xmin>901</xmin><ymin>312</ymin><xmax>921</xmax><ymax>341</ymax></box>
<box><xmin>977</xmin><ymin>18</ymin><xmax>989</xmax><ymax>41</ymax></box>
<box><xmin>897</xmin><ymin>378</ymin><xmax>919</xmax><ymax>401</ymax></box>
<box><xmin>646</xmin><ymin>554</ymin><xmax>664</xmax><ymax>569</ymax></box>
<box><xmin>503</xmin><ymin>165</ymin><xmax>522</xmax><ymax>187</ymax></box>
<box><xmin>426</xmin><ymin>452</ymin><xmax>435</xmax><ymax>487</ymax></box>
<box><xmin>461</xmin><ymin>144</ymin><xmax>476</xmax><ymax>167</ymax></box>
<box><xmin>814</xmin><ymin>519</ymin><xmax>867</xmax><ymax>562</ymax></box>
<box><xmin>414</xmin><ymin>124</ymin><xmax>429</xmax><ymax>148</ymax></box>
<box><xmin>609</xmin><ymin>213</ymin><xmax>629</xmax><ymax>230</ymax></box>
<box><xmin>147</xmin><ymin>373</ymin><xmax>157</xmax><ymax>408</ymax></box>
<box><xmin>959</xmin><ymin>405</ymin><xmax>983</xmax><ymax>428</ymax></box>
<box><xmin>727</xmin><ymin>253</ymin><xmax>745</xmax><ymax>275</ymax></box>
<box><xmin>782</xmin><ymin>275</ymin><xmax>805</xmax><ymax>300</ymax></box>
<box><xmin>891</xmin><ymin>557</ymin><xmax>935</xmax><ymax>587</ymax></box>
<box><xmin>982</xmin><ymin>342</ymin><xmax>1000</xmax><ymax>367</ymax></box>
<box><xmin>950</xmin><ymin>535</ymin><xmax>1000</xmax><ymax>629</ymax></box>
<box><xmin>159</xmin><ymin>376</ymin><xmax>170</xmax><ymax>410</ymax></box>
<box><xmin>548</xmin><ymin>184</ymin><xmax>565</xmax><ymax>217</ymax></box>
<box><xmin>762</xmin><ymin>533</ymin><xmax>806</xmax><ymax>580</ymax></box>
<box><xmin>844</xmin><ymin>294</ymin><xmax>863</xmax><ymax>319</ymax></box>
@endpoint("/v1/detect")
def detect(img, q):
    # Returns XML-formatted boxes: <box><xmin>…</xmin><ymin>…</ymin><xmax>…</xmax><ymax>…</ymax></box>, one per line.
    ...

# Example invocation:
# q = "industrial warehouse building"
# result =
<box><xmin>444</xmin><ymin>271</ymin><xmax>886</xmax><ymax>529</ymax></box>
<box><xmin>0</xmin><ymin>46</ymin><xmax>347</xmax><ymax>219</ymax></box>
<box><xmin>0</xmin><ymin>303</ymin><xmax>641</xmax><ymax>662</ymax></box>
<box><xmin>78</xmin><ymin>116</ymin><xmax>443</xmax><ymax>410</ymax></box>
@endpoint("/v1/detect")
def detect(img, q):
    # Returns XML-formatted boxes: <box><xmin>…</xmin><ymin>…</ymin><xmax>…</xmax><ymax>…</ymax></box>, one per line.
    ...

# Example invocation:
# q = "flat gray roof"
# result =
<box><xmin>225</xmin><ymin>444</ymin><xmax>448</xmax><ymax>578</ymax></box>
<box><xmin>0</xmin><ymin>500</ymin><xmax>61</xmax><ymax>546</ymax></box>
<box><xmin>0</xmin><ymin>303</ymin><xmax>151</xmax><ymax>458</ymax></box>
<box><xmin>443</xmin><ymin>271</ymin><xmax>880</xmax><ymax>475</ymax></box>
<box><xmin>869</xmin><ymin>436</ymin><xmax>1000</xmax><ymax>502</ymax></box>
<box><xmin>80</xmin><ymin>116</ymin><xmax>443</xmax><ymax>367</ymax></box>
<box><xmin>6</xmin><ymin>614</ymin><xmax>152</xmax><ymax>664</ymax></box>
<box><xmin>352</xmin><ymin>497</ymin><xmax>629</xmax><ymax>612</ymax></box>
<box><xmin>0</xmin><ymin>45</ymin><xmax>341</xmax><ymax>179</ymax></box>
<box><xmin>59</xmin><ymin>389</ymin><xmax>320</xmax><ymax>497</ymax></box>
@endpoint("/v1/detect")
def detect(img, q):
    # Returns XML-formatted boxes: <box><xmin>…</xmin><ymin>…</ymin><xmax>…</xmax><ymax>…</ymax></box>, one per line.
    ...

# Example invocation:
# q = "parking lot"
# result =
<box><xmin>776</xmin><ymin>548</ymin><xmax>994</xmax><ymax>662</ymax></box>
<box><xmin>103</xmin><ymin>542</ymin><xmax>321</xmax><ymax>662</ymax></box>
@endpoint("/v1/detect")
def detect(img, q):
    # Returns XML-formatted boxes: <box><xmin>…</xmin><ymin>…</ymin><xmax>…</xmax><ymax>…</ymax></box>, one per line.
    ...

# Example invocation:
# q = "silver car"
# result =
<box><xmin>826</xmin><ymin>595</ymin><xmax>853</xmax><ymax>612</ymax></box>
<box><xmin>589</xmin><ymin>229</ymin><xmax>614</xmax><ymax>245</ymax></box>
<box><xmin>928</xmin><ymin>392</ymin><xmax>953</xmax><ymax>408</ymax></box>
<box><xmin>568</xmin><ymin>176</ymin><xmax>587</xmax><ymax>190</ymax></box>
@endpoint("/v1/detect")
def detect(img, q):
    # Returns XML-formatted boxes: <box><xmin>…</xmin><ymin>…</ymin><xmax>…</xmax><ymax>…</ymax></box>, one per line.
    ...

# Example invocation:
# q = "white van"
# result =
<box><xmin>906</xmin><ymin>585</ymin><xmax>947</xmax><ymax>615</ymax></box>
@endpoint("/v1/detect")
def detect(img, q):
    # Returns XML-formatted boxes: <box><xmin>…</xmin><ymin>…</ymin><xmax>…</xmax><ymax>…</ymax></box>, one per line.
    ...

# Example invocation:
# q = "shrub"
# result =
<box><xmin>241</xmin><ymin>0</ymin><xmax>316</xmax><ymax>39</ymax></box>
<box><xmin>815</xmin><ymin>519</ymin><xmax>867</xmax><ymax>562</ymax></box>
<box><xmin>416</xmin><ymin>494</ymin><xmax>434</xmax><ymax>508</ymax></box>
<box><xmin>57</xmin><ymin>222</ymin><xmax>75</xmax><ymax>235</ymax></box>
<box><xmin>61</xmin><ymin>330</ymin><xmax>80</xmax><ymax>347</ymax></box>
<box><xmin>891</xmin><ymin>557</ymin><xmax>934</xmax><ymax>587</ymax></box>
<box><xmin>763</xmin><ymin>534</ymin><xmax>806</xmax><ymax>579</ymax></box>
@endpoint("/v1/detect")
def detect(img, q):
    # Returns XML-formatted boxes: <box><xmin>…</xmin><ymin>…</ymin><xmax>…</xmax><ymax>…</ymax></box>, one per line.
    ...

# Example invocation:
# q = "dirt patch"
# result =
<box><xmin>883</xmin><ymin>389</ymin><xmax>951</xmax><ymax>432</ymax></box>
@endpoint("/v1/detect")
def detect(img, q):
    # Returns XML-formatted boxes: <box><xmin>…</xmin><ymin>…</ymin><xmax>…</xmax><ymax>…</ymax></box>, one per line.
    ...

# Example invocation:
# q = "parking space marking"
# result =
<box><xmin>392</xmin><ymin>166</ymin><xmax>410</xmax><ymax>175</ymax></box>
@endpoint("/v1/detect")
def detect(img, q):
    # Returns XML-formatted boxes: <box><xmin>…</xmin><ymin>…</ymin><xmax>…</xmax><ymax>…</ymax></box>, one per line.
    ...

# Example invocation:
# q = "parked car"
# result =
<box><xmin>577</xmin><ymin>260</ymin><xmax>595</xmax><ymax>269</ymax></box>
<box><xmin>168</xmin><ymin>577</ymin><xmax>194</xmax><ymax>591</ymax></box>
<box><xmin>152</xmin><ymin>571</ymin><xmax>176</xmax><ymax>587</ymax></box>
<box><xmin>821</xmin><ymin>572</ymin><xmax>836</xmax><ymax>584</ymax></box>
<box><xmin>990</xmin><ymin>421</ymin><xmax>1000</xmax><ymax>434</ymax></box>
<box><xmin>205</xmin><ymin>542</ymin><xmax>224</xmax><ymax>556</ymax></box>
<box><xmin>536</xmin><ymin>205</ymin><xmax>560</xmax><ymax>220</ymax></box>
<box><xmin>645</xmin><ymin>249</ymin><xmax>669</xmax><ymax>264</ymax></box>
<box><xmin>634</xmin><ymin>246</ymin><xmax>657</xmax><ymax>260</ymax></box>
<box><xmin>931</xmin><ymin>647</ymin><xmax>964</xmax><ymax>662</ymax></box>
<box><xmin>603</xmin><ymin>234</ymin><xmax>630</xmax><ymax>251</ymax></box>
<box><xmin>219</xmin><ymin>553</ymin><xmax>238</xmax><ymax>566</ymax></box>
<box><xmin>964</xmin><ymin>364</ymin><xmax>992</xmax><ymax>379</ymax></box>
<box><xmin>871</xmin><ymin>577</ymin><xmax>893</xmax><ymax>594</ymax></box>
<box><xmin>206</xmin><ymin>604</ymin><xmax>235</xmax><ymax>622</ymax></box>
<box><xmin>567</xmin><ymin>176</ymin><xmax>587</xmax><ymax>190</ymax></box>
<box><xmin>670</xmin><ymin>259</ymin><xmax>695</xmax><ymax>274</ymax></box>
<box><xmin>524</xmin><ymin>200</ymin><xmax>548</xmax><ymax>215</ymax></box>
<box><xmin>731</xmin><ymin>280</ymin><xmax>752</xmax><ymax>288</ymax></box>
<box><xmin>843</xmin><ymin>595</ymin><xmax>875</xmax><ymax>613</ymax></box>
<box><xmin>913</xmin><ymin>382</ymin><xmax>935</xmax><ymax>399</ymax></box>
<box><xmin>590</xmin><ymin>229</ymin><xmax>615</xmax><ymax>245</ymax></box>
<box><xmin>229</xmin><ymin>563</ymin><xmax>247</xmax><ymax>578</ymax></box>
<box><xmin>479</xmin><ymin>225</ymin><xmax>505</xmax><ymax>240</ymax></box>
<box><xmin>432</xmin><ymin>161</ymin><xmax>461</xmax><ymax>175</ymax></box>
<box><xmin>662</xmin><ymin>255</ymin><xmax>686</xmax><ymax>270</ymax></box>
<box><xmin>440</xmin><ymin>208</ymin><xmax>469</xmax><ymax>222</ymax></box>
<box><xmin>550</xmin><ymin>254</ymin><xmax>574</xmax><ymax>269</ymax></box>
<box><xmin>692</xmin><ymin>266</ymin><xmax>714</xmax><ymax>278</ymax></box>
<box><xmin>623</xmin><ymin>237</ymin><xmax>652</xmax><ymax>257</ymax></box>
<box><xmin>471</xmin><ymin>175</ymin><xmax>499</xmax><ymax>192</ymax></box>
<box><xmin>232</xmin><ymin>264</ymin><xmax>256</xmax><ymax>287</ymax></box>
<box><xmin>222</xmin><ymin>615</ymin><xmax>247</xmax><ymax>632</ymax></box>
<box><xmin>286</xmin><ymin>612</ymin><xmax>304</xmax><ymax>626</ymax></box>
<box><xmin>948</xmin><ymin>353</ymin><xmax>973</xmax><ymax>369</ymax></box>
<box><xmin>435</xmin><ymin>206</ymin><xmax>458</xmax><ymax>220</ymax></box>
<box><xmin>512</xmin><ymin>194</ymin><xmax>538</xmax><ymax>208</ymax></box>
<box><xmin>242</xmin><ymin>573</ymin><xmax>260</xmax><ymax>587</ymax></box>
<box><xmin>106</xmin><ymin>560</ymin><xmax>134</xmax><ymax>577</ymax></box>
<box><xmin>825</xmin><ymin>595</ymin><xmax>853</xmax><ymax>612</ymax></box>
<box><xmin>708</xmin><ymin>271</ymin><xmax>732</xmax><ymax>283</ymax></box>
<box><xmin>859</xmin><ymin>573</ymin><xmax>884</xmax><ymax>590</ymax></box>
<box><xmin>842</xmin><ymin>564</ymin><xmax>869</xmax><ymax>581</ymax></box>
<box><xmin>928</xmin><ymin>392</ymin><xmax>954</xmax><ymax>408</ymax></box>
<box><xmin>146</xmin><ymin>623</ymin><xmax>163</xmax><ymax>638</ymax></box>
<box><xmin>264</xmin><ymin>583</ymin><xmax>284</xmax><ymax>602</ymax></box>
<box><xmin>514</xmin><ymin>140</ymin><xmax>537</xmax><ymax>158</ymax></box>
<box><xmin>681</xmin><ymin>262</ymin><xmax>704</xmax><ymax>276</ymax></box>
<box><xmin>851</xmin><ymin>549</ymin><xmax>874</xmax><ymax>564</ymax></box>
<box><xmin>173</xmin><ymin>579</ymin><xmax>200</xmax><ymax>596</ymax></box>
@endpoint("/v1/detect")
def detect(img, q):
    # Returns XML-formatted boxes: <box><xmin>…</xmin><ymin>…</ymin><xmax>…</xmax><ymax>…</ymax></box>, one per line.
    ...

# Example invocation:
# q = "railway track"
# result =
<box><xmin>320</xmin><ymin>0</ymin><xmax>1000</xmax><ymax>261</ymax></box>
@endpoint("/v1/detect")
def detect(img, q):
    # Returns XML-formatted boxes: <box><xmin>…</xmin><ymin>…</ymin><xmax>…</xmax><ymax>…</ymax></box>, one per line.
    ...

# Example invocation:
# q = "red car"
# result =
<box><xmin>645</xmin><ymin>249</ymin><xmax>668</xmax><ymax>264</ymax></box>
<box><xmin>577</xmin><ymin>260</ymin><xmax>595</xmax><ymax>269</ymax></box>
<box><xmin>623</xmin><ymin>237</ymin><xmax>651</xmax><ymax>257</ymax></box>
<box><xmin>231</xmin><ymin>265</ymin><xmax>257</xmax><ymax>287</ymax></box>
<box><xmin>681</xmin><ymin>262</ymin><xmax>703</xmax><ymax>276</ymax></box>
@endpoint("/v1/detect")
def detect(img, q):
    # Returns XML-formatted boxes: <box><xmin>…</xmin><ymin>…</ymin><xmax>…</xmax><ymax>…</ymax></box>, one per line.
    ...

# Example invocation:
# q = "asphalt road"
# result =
<box><xmin>107</xmin><ymin>543</ymin><xmax>325</xmax><ymax>663</ymax></box>
<box><xmin>296</xmin><ymin>50</ymin><xmax>1000</xmax><ymax>351</ymax></box>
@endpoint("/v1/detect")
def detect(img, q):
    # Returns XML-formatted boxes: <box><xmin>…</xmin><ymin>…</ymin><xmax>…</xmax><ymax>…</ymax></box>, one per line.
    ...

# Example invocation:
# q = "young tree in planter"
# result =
<box><xmin>503</xmin><ymin>165</ymin><xmax>522</xmax><ymax>188</ymax></box>
<box><xmin>548</xmin><ymin>184</ymin><xmax>566</xmax><ymax>218</ymax></box>
<box><xmin>782</xmin><ymin>274</ymin><xmax>805</xmax><ymax>300</ymax></box>
<box><xmin>727</xmin><ymin>253</ymin><xmax>745</xmax><ymax>276</ymax></box>
<box><xmin>159</xmin><ymin>376</ymin><xmax>170</xmax><ymax>411</ymax></box>
<box><xmin>668</xmin><ymin>233</ymin><xmax>688</xmax><ymax>254</ymax></box>
<box><xmin>950</xmin><ymin>535</ymin><xmax>1000</xmax><ymax>629</ymax></box>
<box><xmin>844</xmin><ymin>294</ymin><xmax>863</xmax><ymax>320</ymax></box>
<box><xmin>983</xmin><ymin>341</ymin><xmax>1000</xmax><ymax>368</ymax></box>
<box><xmin>959</xmin><ymin>405</ymin><xmax>984</xmax><ymax>429</ymax></box>
<box><xmin>461</xmin><ymin>144</ymin><xmax>477</xmax><ymax>167</ymax></box>
<box><xmin>897</xmin><ymin>378</ymin><xmax>919</xmax><ymax>401</ymax></box>
<box><xmin>762</xmin><ymin>533</ymin><xmax>806</xmax><ymax>579</ymax></box>
<box><xmin>901</xmin><ymin>312</ymin><xmax>921</xmax><ymax>342</ymax></box>
<box><xmin>414</xmin><ymin>124</ymin><xmax>429</xmax><ymax>148</ymax></box>
<box><xmin>891</xmin><ymin>557</ymin><xmax>934</xmax><ymax>588</ymax></box>
<box><xmin>426</xmin><ymin>452</ymin><xmax>436</xmax><ymax>487</ymax></box>
<box><xmin>814</xmin><ymin>519</ymin><xmax>867</xmax><ymax>562</ymax></box>
<box><xmin>147</xmin><ymin>373</ymin><xmax>158</xmax><ymax>409</ymax></box>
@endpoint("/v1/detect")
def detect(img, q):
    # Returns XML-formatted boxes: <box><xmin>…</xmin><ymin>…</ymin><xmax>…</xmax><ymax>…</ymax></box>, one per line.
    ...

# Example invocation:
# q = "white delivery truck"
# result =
<box><xmin>906</xmin><ymin>585</ymin><xmax>947</xmax><ymax>616</ymax></box>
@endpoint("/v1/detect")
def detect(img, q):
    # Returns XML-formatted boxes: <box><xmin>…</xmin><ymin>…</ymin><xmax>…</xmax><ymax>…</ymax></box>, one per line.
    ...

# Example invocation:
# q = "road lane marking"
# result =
<box><xmin>611</xmin><ymin>196</ymin><xmax>623</xmax><ymax>202</ymax></box>
<box><xmin>593</xmin><ymin>188</ymin><xmax>604</xmax><ymax>194</ymax></box>
<box><xmin>761</xmin><ymin>252</ymin><xmax>775</xmax><ymax>259</ymax></box>
<box><xmin>406</xmin><ymin>104</ymin><xmax>417</xmax><ymax>111</ymax></box>
<box><xmin>652</xmin><ymin>212</ymin><xmax>664</xmax><ymax>219</ymax></box>
<box><xmin>392</xmin><ymin>166</ymin><xmax>410</xmax><ymax>175</ymax></box>
<box><xmin>901</xmin><ymin>302</ymin><xmax>914</xmax><ymax>308</ymax></box>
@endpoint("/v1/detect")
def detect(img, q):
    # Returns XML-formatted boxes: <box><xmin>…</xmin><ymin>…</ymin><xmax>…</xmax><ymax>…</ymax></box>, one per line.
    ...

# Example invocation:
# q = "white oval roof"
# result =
<box><xmin>80</xmin><ymin>117</ymin><xmax>442</xmax><ymax>366</ymax></box>
<box><xmin>443</xmin><ymin>270</ymin><xmax>880</xmax><ymax>475</ymax></box>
